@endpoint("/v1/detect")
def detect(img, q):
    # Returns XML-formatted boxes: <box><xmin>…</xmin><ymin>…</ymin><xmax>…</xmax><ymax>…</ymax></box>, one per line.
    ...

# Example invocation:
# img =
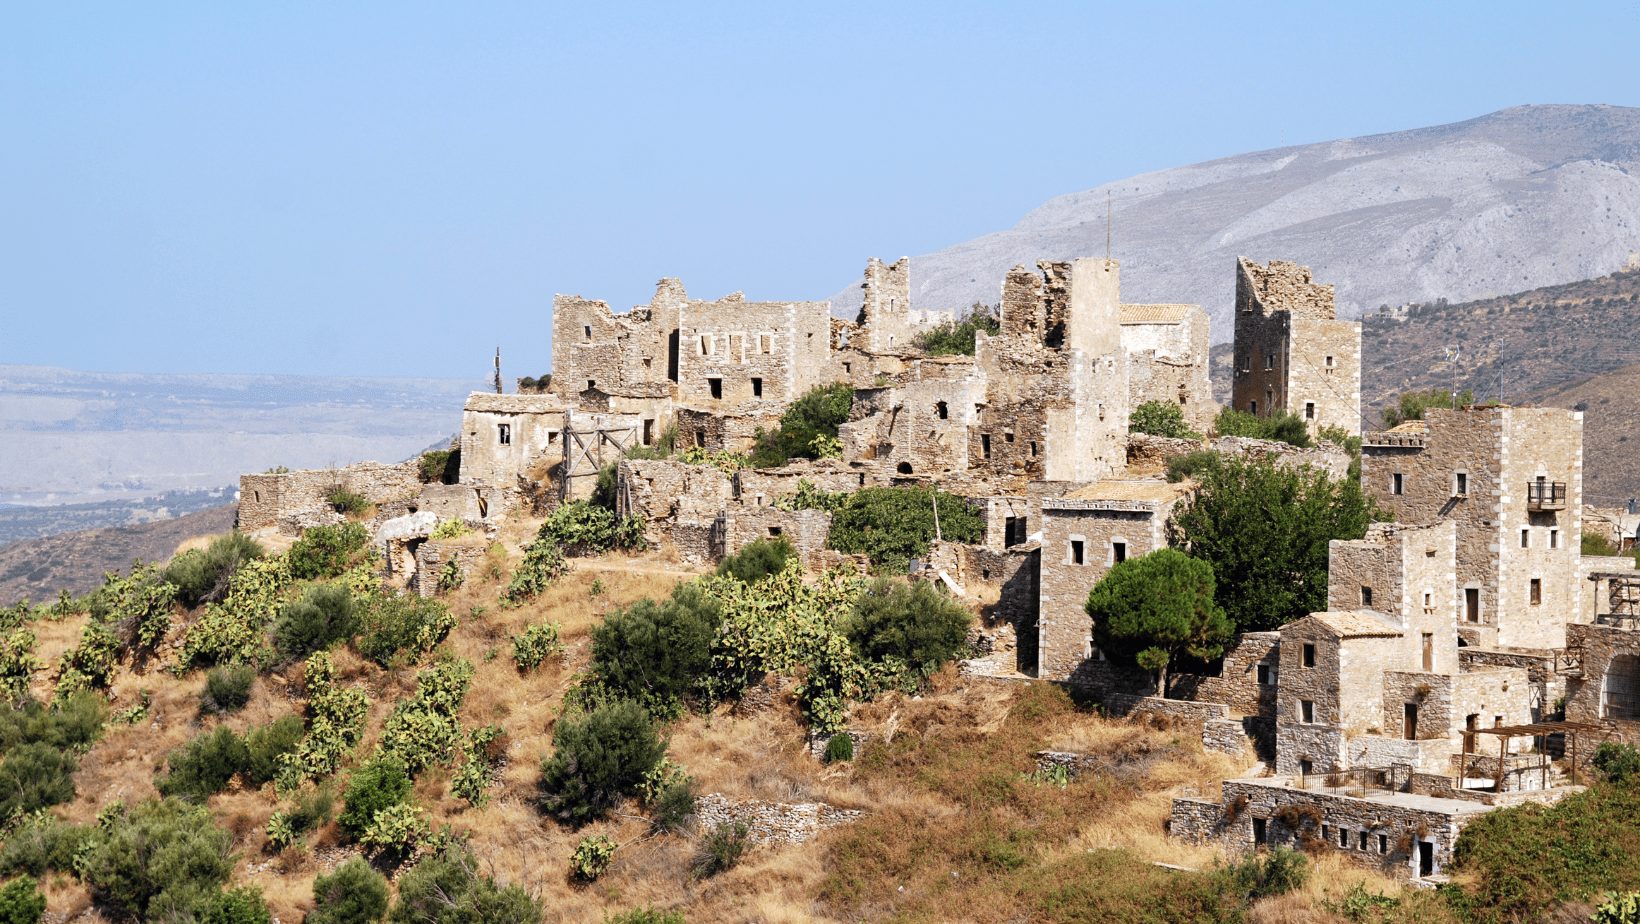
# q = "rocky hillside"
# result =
<box><xmin>0</xmin><ymin>504</ymin><xmax>235</xmax><ymax>606</ymax></box>
<box><xmin>831</xmin><ymin>104</ymin><xmax>1640</xmax><ymax>340</ymax></box>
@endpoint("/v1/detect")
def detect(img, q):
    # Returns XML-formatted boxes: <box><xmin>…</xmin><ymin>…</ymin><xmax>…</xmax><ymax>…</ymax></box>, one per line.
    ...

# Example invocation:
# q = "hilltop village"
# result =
<box><xmin>239</xmin><ymin>251</ymin><xmax>1640</xmax><ymax>885</ymax></box>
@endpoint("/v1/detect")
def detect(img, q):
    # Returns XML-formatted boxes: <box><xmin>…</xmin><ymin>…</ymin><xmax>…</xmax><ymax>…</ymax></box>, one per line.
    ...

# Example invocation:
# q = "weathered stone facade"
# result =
<box><xmin>1035</xmin><ymin>479</ymin><xmax>1189</xmax><ymax>683</ymax></box>
<box><xmin>1230</xmin><ymin>258</ymin><xmax>1362</xmax><ymax>436</ymax></box>
<box><xmin>238</xmin><ymin>461</ymin><xmax>425</xmax><ymax>535</ymax></box>
<box><xmin>1120</xmin><ymin>303</ymin><xmax>1214</xmax><ymax>433</ymax></box>
<box><xmin>694</xmin><ymin>793</ymin><xmax>863</xmax><ymax>845</ymax></box>
<box><xmin>1361</xmin><ymin>407</ymin><xmax>1584</xmax><ymax>649</ymax></box>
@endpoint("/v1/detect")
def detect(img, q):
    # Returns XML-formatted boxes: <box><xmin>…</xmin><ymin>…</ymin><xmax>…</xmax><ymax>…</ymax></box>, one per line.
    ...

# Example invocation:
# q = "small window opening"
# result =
<box><xmin>981</xmin><ymin>434</ymin><xmax>991</xmax><ymax>459</ymax></box>
<box><xmin>1265</xmin><ymin>353</ymin><xmax>1275</xmax><ymax>370</ymax></box>
<box><xmin>767</xmin><ymin>526</ymin><xmax>782</xmax><ymax>538</ymax></box>
<box><xmin>1422</xmin><ymin>632</ymin><xmax>1434</xmax><ymax>671</ymax></box>
<box><xmin>1302</xmin><ymin>643</ymin><xmax>1316</xmax><ymax>667</ymax></box>
<box><xmin>1028</xmin><ymin>441</ymin><xmax>1038</xmax><ymax>457</ymax></box>
<box><xmin>1112</xmin><ymin>541</ymin><xmax>1127</xmax><ymax>564</ymax></box>
<box><xmin>1299</xmin><ymin>759</ymin><xmax>1314</xmax><ymax>776</ymax></box>
<box><xmin>1004</xmin><ymin>431</ymin><xmax>1014</xmax><ymax>443</ymax></box>
<box><xmin>1521</xmin><ymin>528</ymin><xmax>1530</xmax><ymax>548</ymax></box>
<box><xmin>1530</xmin><ymin>578</ymin><xmax>1542</xmax><ymax>605</ymax></box>
<box><xmin>1070</xmin><ymin>539</ymin><xmax>1085</xmax><ymax>565</ymax></box>
<box><xmin>1253</xmin><ymin>818</ymin><xmax>1268</xmax><ymax>845</ymax></box>
<box><xmin>1392</xmin><ymin>473</ymin><xmax>1403</xmax><ymax>495</ymax></box>
<box><xmin>700</xmin><ymin>335</ymin><xmax>712</xmax><ymax>355</ymax></box>
<box><xmin>643</xmin><ymin>419</ymin><xmax>654</xmax><ymax>445</ymax></box>
<box><xmin>708</xmin><ymin>377</ymin><xmax>722</xmax><ymax>399</ymax></box>
<box><xmin>497</xmin><ymin>423</ymin><xmax>511</xmax><ymax>445</ymax></box>
<box><xmin>1455</xmin><ymin>471</ymin><xmax>1468</xmax><ymax>496</ymax></box>
<box><xmin>1305</xmin><ymin>401</ymin><xmax>1316</xmax><ymax>420</ymax></box>
<box><xmin>1339</xmin><ymin>828</ymin><xmax>1349</xmax><ymax>848</ymax></box>
<box><xmin>1550</xmin><ymin>528</ymin><xmax>1560</xmax><ymax>549</ymax></box>
<box><xmin>1360</xmin><ymin>585</ymin><xmax>1373</xmax><ymax>607</ymax></box>
<box><xmin>1378</xmin><ymin>833</ymin><xmax>1388</xmax><ymax>854</ymax></box>
<box><xmin>583</xmin><ymin>324</ymin><xmax>592</xmax><ymax>340</ymax></box>
<box><xmin>935</xmin><ymin>401</ymin><xmax>948</xmax><ymax>420</ymax></box>
<box><xmin>1357</xmin><ymin>830</ymin><xmax>1367</xmax><ymax>850</ymax></box>
<box><xmin>842</xmin><ymin>361</ymin><xmax>851</xmax><ymax>374</ymax></box>
<box><xmin>896</xmin><ymin>462</ymin><xmax>913</xmax><ymax>475</ymax></box>
<box><xmin>1256</xmin><ymin>663</ymin><xmax>1272</xmax><ymax>685</ymax></box>
<box><xmin>760</xmin><ymin>334</ymin><xmax>772</xmax><ymax>353</ymax></box>
<box><xmin>1466</xmin><ymin>587</ymin><xmax>1481</xmax><ymax>622</ymax></box>
<box><xmin>1249</xmin><ymin>400</ymin><xmax>1258</xmax><ymax>415</ymax></box>
<box><xmin>1404</xmin><ymin>702</ymin><xmax>1419</xmax><ymax>739</ymax></box>
<box><xmin>1300</xmin><ymin>700</ymin><xmax>1315</xmax><ymax>723</ymax></box>
<box><xmin>586</xmin><ymin>379</ymin><xmax>596</xmax><ymax>391</ymax></box>
<box><xmin>751</xmin><ymin>377</ymin><xmax>763</xmax><ymax>398</ymax></box>
<box><xmin>1326</xmin><ymin>355</ymin><xmax>1335</xmax><ymax>368</ymax></box>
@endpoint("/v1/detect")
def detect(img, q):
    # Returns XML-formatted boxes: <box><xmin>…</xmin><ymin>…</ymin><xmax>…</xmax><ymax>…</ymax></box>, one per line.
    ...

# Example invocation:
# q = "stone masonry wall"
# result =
<box><xmin>694</xmin><ymin>793</ymin><xmax>863</xmax><ymax>845</ymax></box>
<box><xmin>1036</xmin><ymin>502</ymin><xmax>1167</xmax><ymax>681</ymax></box>
<box><xmin>238</xmin><ymin>461</ymin><xmax>424</xmax><ymax>534</ymax></box>
<box><xmin>720</xmin><ymin>506</ymin><xmax>832</xmax><ymax>562</ymax></box>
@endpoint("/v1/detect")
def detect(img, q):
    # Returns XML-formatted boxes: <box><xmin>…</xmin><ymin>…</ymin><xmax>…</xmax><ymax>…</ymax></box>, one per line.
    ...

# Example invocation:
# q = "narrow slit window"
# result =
<box><xmin>497</xmin><ymin>423</ymin><xmax>511</xmax><ymax>445</ymax></box>
<box><xmin>751</xmin><ymin>377</ymin><xmax>763</xmax><ymax>398</ymax></box>
<box><xmin>1069</xmin><ymin>539</ymin><xmax>1084</xmax><ymax>565</ymax></box>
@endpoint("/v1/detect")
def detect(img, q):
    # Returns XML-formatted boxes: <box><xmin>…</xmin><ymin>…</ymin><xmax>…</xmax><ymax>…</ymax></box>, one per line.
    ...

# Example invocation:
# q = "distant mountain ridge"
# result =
<box><xmin>830</xmin><ymin>104</ymin><xmax>1640</xmax><ymax>340</ymax></box>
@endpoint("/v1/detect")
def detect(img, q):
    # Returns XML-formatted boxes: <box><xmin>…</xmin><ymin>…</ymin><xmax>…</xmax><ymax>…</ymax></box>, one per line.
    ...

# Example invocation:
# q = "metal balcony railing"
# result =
<box><xmin>1526</xmin><ymin>481</ymin><xmax>1567</xmax><ymax>511</ymax></box>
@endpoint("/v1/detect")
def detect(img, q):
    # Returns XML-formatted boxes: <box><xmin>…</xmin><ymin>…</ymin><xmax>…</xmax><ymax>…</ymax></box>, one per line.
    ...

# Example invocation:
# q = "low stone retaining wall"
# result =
<box><xmin>695</xmin><ymin>793</ymin><xmax>864</xmax><ymax>844</ymax></box>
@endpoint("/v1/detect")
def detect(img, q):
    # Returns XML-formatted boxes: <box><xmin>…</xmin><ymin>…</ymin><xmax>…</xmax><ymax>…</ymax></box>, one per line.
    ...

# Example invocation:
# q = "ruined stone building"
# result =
<box><xmin>1231</xmin><ymin>258</ymin><xmax>1363</xmax><ymax>436</ymax></box>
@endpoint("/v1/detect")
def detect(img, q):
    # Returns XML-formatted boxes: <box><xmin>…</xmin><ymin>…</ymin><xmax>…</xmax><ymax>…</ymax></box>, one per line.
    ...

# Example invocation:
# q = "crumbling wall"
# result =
<box><xmin>1192</xmin><ymin>632</ymin><xmax>1280</xmax><ymax>718</ymax></box>
<box><xmin>1121</xmin><ymin>303</ymin><xmax>1215</xmax><ymax>433</ymax></box>
<box><xmin>720</xmin><ymin>506</ymin><xmax>832</xmax><ymax>564</ymax></box>
<box><xmin>733</xmin><ymin>462</ymin><xmax>865</xmax><ymax>507</ymax></box>
<box><xmin>1230</xmin><ymin>257</ymin><xmax>1360</xmax><ymax>437</ymax></box>
<box><xmin>676</xmin><ymin>294</ymin><xmax>834</xmax><ymax>408</ymax></box>
<box><xmin>412</xmin><ymin>537</ymin><xmax>491</xmax><ymax>597</ymax></box>
<box><xmin>458</xmin><ymin>392</ymin><xmax>567</xmax><ymax>490</ymax></box>
<box><xmin>694</xmin><ymin>793</ymin><xmax>863</xmax><ymax>845</ymax></box>
<box><xmin>617</xmin><ymin>458</ymin><xmax>734</xmax><ymax>562</ymax></box>
<box><xmin>237</xmin><ymin>461</ymin><xmax>424</xmax><ymax>535</ymax></box>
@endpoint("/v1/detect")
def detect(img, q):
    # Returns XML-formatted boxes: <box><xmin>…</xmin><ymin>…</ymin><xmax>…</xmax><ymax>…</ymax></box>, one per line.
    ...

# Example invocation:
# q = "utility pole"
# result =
<box><xmin>1445</xmin><ymin>344</ymin><xmax>1461</xmax><ymax>408</ymax></box>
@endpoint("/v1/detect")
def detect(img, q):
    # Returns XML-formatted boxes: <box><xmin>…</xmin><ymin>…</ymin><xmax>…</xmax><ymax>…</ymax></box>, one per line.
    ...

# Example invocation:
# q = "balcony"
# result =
<box><xmin>1526</xmin><ymin>481</ymin><xmax>1566</xmax><ymax>512</ymax></box>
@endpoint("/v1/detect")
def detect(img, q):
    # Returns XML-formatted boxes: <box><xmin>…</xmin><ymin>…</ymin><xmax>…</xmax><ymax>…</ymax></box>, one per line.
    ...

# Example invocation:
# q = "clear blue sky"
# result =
<box><xmin>3</xmin><ymin>1</ymin><xmax>1637</xmax><ymax>380</ymax></box>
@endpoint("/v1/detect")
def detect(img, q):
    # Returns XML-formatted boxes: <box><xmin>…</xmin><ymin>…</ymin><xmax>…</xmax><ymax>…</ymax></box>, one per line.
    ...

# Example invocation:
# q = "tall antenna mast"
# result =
<box><xmin>1105</xmin><ymin>190</ymin><xmax>1113</xmax><ymax>263</ymax></box>
<box><xmin>493</xmin><ymin>347</ymin><xmax>503</xmax><ymax>394</ymax></box>
<box><xmin>1446</xmin><ymin>344</ymin><xmax>1461</xmax><ymax>408</ymax></box>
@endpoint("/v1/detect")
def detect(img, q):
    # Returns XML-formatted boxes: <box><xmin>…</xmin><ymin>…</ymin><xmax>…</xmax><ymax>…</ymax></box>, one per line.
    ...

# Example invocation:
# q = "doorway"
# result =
<box><xmin>1417</xmin><ymin>841</ymin><xmax>1434</xmax><ymax>877</ymax></box>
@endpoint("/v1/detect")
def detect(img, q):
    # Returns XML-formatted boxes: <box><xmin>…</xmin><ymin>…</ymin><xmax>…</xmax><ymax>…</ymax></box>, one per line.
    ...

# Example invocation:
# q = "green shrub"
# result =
<box><xmin>1130</xmin><ymin>400</ymin><xmax>1201</xmax><ymax>440</ymax></box>
<box><xmin>53</xmin><ymin>620</ymin><xmax>120</xmax><ymax>701</ymax></box>
<box><xmin>771</xmin><ymin>478</ymin><xmax>846</xmax><ymax>513</ymax></box>
<box><xmin>570</xmin><ymin>834</ymin><xmax>616</xmax><ymax>881</ymax></box>
<box><xmin>504</xmin><ymin>535</ymin><xmax>568</xmax><ymax>602</ymax></box>
<box><xmin>354</xmin><ymin>592</ymin><xmax>456</xmax><ymax>667</ymax></box>
<box><xmin>288</xmin><ymin>523</ymin><xmax>370</xmax><ymax>580</ymax></box>
<box><xmin>430</xmin><ymin>519</ymin><xmax>470</xmax><ymax>541</ymax></box>
<box><xmin>1450</xmin><ymin>777</ymin><xmax>1640</xmax><ymax>920</ymax></box>
<box><xmin>324</xmin><ymin>486</ymin><xmax>371</xmax><ymax>514</ymax></box>
<box><xmin>823</xmin><ymin>732</ymin><xmax>854</xmax><ymax>763</ymax></box>
<box><xmin>379</xmin><ymin>659</ymin><xmax>473</xmax><ymax>774</ymax></box>
<box><xmin>1213</xmin><ymin>407</ymin><xmax>1311</xmax><ymax>447</ymax></box>
<box><xmin>419</xmin><ymin>449</ymin><xmax>457</xmax><ymax>484</ymax></box>
<box><xmin>390</xmin><ymin>845</ymin><xmax>541</xmax><ymax>924</ymax></box>
<box><xmin>638</xmin><ymin>759</ymin><xmax>695</xmax><ymax>832</ymax></box>
<box><xmin>452</xmin><ymin>725</ymin><xmax>506</xmax><ymax>807</ymax></box>
<box><xmin>272</xmin><ymin>585</ymin><xmax>358</xmax><ymax>661</ymax></box>
<box><xmin>0</xmin><ymin>815</ymin><xmax>94</xmax><ymax>877</ymax></box>
<box><xmin>0</xmin><ymin>876</ymin><xmax>45</xmax><ymax>924</ymax></box>
<box><xmin>265</xmin><ymin>781</ymin><xmax>335</xmax><ymax>850</ymax></box>
<box><xmin>590</xmin><ymin>584</ymin><xmax>721</xmax><ymax>709</ymax></box>
<box><xmin>0</xmin><ymin>630</ymin><xmax>39</xmax><ymax>702</ymax></box>
<box><xmin>911</xmin><ymin>303</ymin><xmax>1000</xmax><ymax>356</ymax></box>
<box><xmin>1596</xmin><ymin>891</ymin><xmax>1640</xmax><ymax>924</ymax></box>
<box><xmin>538</xmin><ymin>501</ymin><xmax>646</xmax><ymax>556</ymax></box>
<box><xmin>538</xmin><ymin>699</ymin><xmax>667</xmax><ymax>826</ymax></box>
<box><xmin>0</xmin><ymin>743</ymin><xmax>78</xmax><ymax>818</ymax></box>
<box><xmin>1596</xmin><ymin>742</ymin><xmax>1640</xmax><ymax>784</ymax></box>
<box><xmin>1382</xmin><ymin>387</ymin><xmax>1476</xmax><ymax>428</ymax></box>
<box><xmin>78</xmin><ymin>799</ymin><xmax>235</xmax><ymax>921</ymax></box>
<box><xmin>511</xmin><ymin>622</ymin><xmax>562</xmax><ymax>672</ymax></box>
<box><xmin>275</xmin><ymin>652</ymin><xmax>370</xmax><ymax>786</ymax></box>
<box><xmin>159</xmin><ymin>725</ymin><xmax>250</xmax><ymax>801</ymax></box>
<box><xmin>180</xmin><ymin>556</ymin><xmax>292</xmax><ymax>668</ymax></box>
<box><xmin>1216</xmin><ymin>846</ymin><xmax>1308</xmax><ymax>900</ymax></box>
<box><xmin>749</xmin><ymin>382</ymin><xmax>854</xmax><ymax>467</ymax></box>
<box><xmin>202</xmin><ymin>886</ymin><xmax>272</xmax><ymax>924</ymax></box>
<box><xmin>1586</xmin><ymin>532</ymin><xmax>1623</xmax><ymax>556</ymax></box>
<box><xmin>603</xmin><ymin>909</ymin><xmax>685</xmax><ymax>924</ymax></box>
<box><xmin>340</xmin><ymin>755</ymin><xmax>414</xmax><ymax>840</ymax></box>
<box><xmin>0</xmin><ymin>693</ymin><xmax>105</xmax><ymax>753</ymax></box>
<box><xmin>244</xmin><ymin>714</ymin><xmax>306</xmax><ymax>785</ymax></box>
<box><xmin>1165</xmin><ymin>449</ymin><xmax>1222</xmax><ymax>483</ymax></box>
<box><xmin>202</xmin><ymin>662</ymin><xmax>256</xmax><ymax>713</ymax></box>
<box><xmin>310</xmin><ymin>857</ymin><xmax>390</xmax><ymax>924</ymax></box>
<box><xmin>165</xmin><ymin>532</ymin><xmax>265</xmax><ymax>608</ymax></box>
<box><xmin>693</xmin><ymin>821</ymin><xmax>749</xmax><ymax>878</ymax></box>
<box><xmin>843</xmin><ymin>578</ymin><xmax>970</xmax><ymax>674</ymax></box>
<box><xmin>716</xmin><ymin>537</ymin><xmax>796</xmax><ymax>585</ymax></box>
<box><xmin>360</xmin><ymin>802</ymin><xmax>428</xmax><ymax>861</ymax></box>
<box><xmin>827</xmin><ymin>486</ymin><xmax>984</xmax><ymax>573</ymax></box>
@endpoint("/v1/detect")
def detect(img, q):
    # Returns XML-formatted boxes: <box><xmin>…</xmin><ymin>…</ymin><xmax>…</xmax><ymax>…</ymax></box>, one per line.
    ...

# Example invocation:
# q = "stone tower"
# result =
<box><xmin>1230</xmin><ymin>258</ymin><xmax>1362</xmax><ymax>436</ymax></box>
